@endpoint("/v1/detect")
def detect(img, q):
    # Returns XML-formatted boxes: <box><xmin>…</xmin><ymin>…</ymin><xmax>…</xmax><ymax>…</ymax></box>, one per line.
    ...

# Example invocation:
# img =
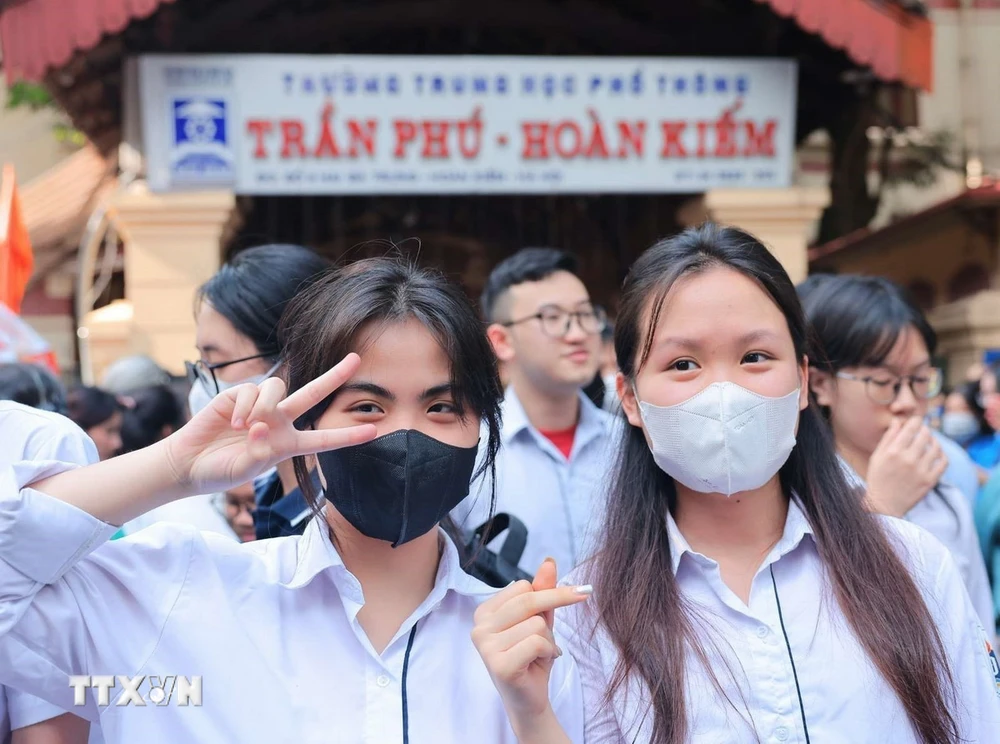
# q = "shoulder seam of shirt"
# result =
<box><xmin>129</xmin><ymin>528</ymin><xmax>198</xmax><ymax>677</ymax></box>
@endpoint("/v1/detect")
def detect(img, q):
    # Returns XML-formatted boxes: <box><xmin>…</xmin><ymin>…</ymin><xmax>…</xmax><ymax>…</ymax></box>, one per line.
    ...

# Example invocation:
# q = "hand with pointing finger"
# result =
<box><xmin>164</xmin><ymin>353</ymin><xmax>377</xmax><ymax>495</ymax></box>
<box><xmin>472</xmin><ymin>558</ymin><xmax>591</xmax><ymax>740</ymax></box>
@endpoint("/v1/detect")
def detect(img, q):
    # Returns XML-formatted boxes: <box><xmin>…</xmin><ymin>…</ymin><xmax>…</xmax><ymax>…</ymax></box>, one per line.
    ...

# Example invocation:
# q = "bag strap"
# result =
<box><xmin>469</xmin><ymin>513</ymin><xmax>529</xmax><ymax>568</ymax></box>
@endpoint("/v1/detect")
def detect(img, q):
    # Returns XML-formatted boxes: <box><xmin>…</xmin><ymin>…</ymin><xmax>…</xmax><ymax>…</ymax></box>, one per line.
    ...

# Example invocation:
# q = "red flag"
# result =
<box><xmin>0</xmin><ymin>164</ymin><xmax>34</xmax><ymax>314</ymax></box>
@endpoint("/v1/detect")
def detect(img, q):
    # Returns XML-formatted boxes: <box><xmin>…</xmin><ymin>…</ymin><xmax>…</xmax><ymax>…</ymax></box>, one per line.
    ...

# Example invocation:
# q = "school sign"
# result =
<box><xmin>138</xmin><ymin>55</ymin><xmax>798</xmax><ymax>195</ymax></box>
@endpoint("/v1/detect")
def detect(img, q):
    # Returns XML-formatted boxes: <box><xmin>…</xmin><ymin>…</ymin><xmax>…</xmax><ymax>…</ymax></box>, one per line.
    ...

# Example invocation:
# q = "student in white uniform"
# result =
<box><xmin>120</xmin><ymin>243</ymin><xmax>330</xmax><ymax>540</ymax></box>
<box><xmin>799</xmin><ymin>273</ymin><xmax>995</xmax><ymax>632</ymax></box>
<box><xmin>473</xmin><ymin>223</ymin><xmax>1000</xmax><ymax>743</ymax></box>
<box><xmin>0</xmin><ymin>258</ymin><xmax>583</xmax><ymax>743</ymax></box>
<box><xmin>454</xmin><ymin>248</ymin><xmax>617</xmax><ymax>574</ymax></box>
<box><xmin>0</xmin><ymin>401</ymin><xmax>101</xmax><ymax>744</ymax></box>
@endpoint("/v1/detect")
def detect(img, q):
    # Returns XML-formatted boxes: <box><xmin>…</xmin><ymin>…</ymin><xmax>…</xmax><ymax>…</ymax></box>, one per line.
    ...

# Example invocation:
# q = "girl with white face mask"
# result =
<box><xmin>186</xmin><ymin>243</ymin><xmax>331</xmax><ymax>417</ymax></box>
<box><xmin>473</xmin><ymin>223</ymin><xmax>1000</xmax><ymax>744</ymax></box>
<box><xmin>121</xmin><ymin>244</ymin><xmax>331</xmax><ymax>540</ymax></box>
<box><xmin>943</xmin><ymin>382</ymin><xmax>996</xmax><ymax>465</ymax></box>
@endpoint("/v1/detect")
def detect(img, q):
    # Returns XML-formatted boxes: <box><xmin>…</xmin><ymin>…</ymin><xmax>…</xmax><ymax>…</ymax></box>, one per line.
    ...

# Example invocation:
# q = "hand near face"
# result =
<box><xmin>866</xmin><ymin>416</ymin><xmax>947</xmax><ymax>517</ymax></box>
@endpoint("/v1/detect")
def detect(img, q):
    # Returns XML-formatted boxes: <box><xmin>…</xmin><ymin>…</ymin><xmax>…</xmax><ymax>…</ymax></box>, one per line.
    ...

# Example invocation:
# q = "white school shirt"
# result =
<box><xmin>0</xmin><ymin>459</ymin><xmax>583</xmax><ymax>744</ymax></box>
<box><xmin>453</xmin><ymin>386</ymin><xmax>618</xmax><ymax>574</ymax></box>
<box><xmin>839</xmin><ymin>458</ymin><xmax>995</xmax><ymax>633</ymax></box>
<box><xmin>558</xmin><ymin>499</ymin><xmax>1000</xmax><ymax>743</ymax></box>
<box><xmin>0</xmin><ymin>402</ymin><xmax>105</xmax><ymax>744</ymax></box>
<box><xmin>120</xmin><ymin>493</ymin><xmax>237</xmax><ymax>540</ymax></box>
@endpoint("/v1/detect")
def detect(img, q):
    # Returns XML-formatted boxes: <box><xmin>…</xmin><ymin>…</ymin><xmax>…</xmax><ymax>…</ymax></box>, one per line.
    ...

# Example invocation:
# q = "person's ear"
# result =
<box><xmin>486</xmin><ymin>323</ymin><xmax>515</xmax><ymax>363</ymax></box>
<box><xmin>618</xmin><ymin>373</ymin><xmax>643</xmax><ymax>428</ymax></box>
<box><xmin>809</xmin><ymin>364</ymin><xmax>837</xmax><ymax>408</ymax></box>
<box><xmin>798</xmin><ymin>357</ymin><xmax>811</xmax><ymax>411</ymax></box>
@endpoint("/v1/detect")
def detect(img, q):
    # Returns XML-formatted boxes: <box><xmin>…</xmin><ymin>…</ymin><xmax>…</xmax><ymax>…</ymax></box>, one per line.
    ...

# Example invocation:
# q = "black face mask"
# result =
<box><xmin>316</xmin><ymin>429</ymin><xmax>479</xmax><ymax>548</ymax></box>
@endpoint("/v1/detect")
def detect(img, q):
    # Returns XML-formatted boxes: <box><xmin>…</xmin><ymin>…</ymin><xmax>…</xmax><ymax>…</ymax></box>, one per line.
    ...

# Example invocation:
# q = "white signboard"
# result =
<box><xmin>138</xmin><ymin>55</ymin><xmax>797</xmax><ymax>194</ymax></box>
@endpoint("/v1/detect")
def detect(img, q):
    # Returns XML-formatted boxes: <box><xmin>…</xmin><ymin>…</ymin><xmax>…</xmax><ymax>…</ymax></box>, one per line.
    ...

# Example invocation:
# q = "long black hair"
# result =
<box><xmin>278</xmin><ymin>256</ymin><xmax>503</xmax><ymax>550</ymax></box>
<box><xmin>197</xmin><ymin>244</ymin><xmax>331</xmax><ymax>361</ymax></box>
<box><xmin>592</xmin><ymin>223</ymin><xmax>957</xmax><ymax>744</ymax></box>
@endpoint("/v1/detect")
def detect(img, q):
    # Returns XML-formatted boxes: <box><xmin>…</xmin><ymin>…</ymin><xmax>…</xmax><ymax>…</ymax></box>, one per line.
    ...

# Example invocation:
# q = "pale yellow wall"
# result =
<box><xmin>0</xmin><ymin>79</ymin><xmax>76</xmax><ymax>182</ymax></box>
<box><xmin>867</xmin><ymin>5</ymin><xmax>1000</xmax><ymax>226</ymax></box>
<box><xmin>920</xmin><ymin>5</ymin><xmax>1000</xmax><ymax>176</ymax></box>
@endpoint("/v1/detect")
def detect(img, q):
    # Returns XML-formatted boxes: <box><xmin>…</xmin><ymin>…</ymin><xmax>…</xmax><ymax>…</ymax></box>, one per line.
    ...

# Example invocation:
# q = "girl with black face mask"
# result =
<box><xmin>0</xmin><ymin>258</ymin><xmax>585</xmax><ymax>743</ymax></box>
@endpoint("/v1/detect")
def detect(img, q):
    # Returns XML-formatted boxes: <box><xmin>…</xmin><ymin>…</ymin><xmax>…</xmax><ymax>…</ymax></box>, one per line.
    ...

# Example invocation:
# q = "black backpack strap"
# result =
<box><xmin>464</xmin><ymin>513</ymin><xmax>533</xmax><ymax>587</ymax></box>
<box><xmin>471</xmin><ymin>513</ymin><xmax>529</xmax><ymax>567</ymax></box>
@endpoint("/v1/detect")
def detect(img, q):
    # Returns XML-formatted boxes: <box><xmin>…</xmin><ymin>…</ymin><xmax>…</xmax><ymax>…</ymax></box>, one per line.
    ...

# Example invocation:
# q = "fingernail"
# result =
<box><xmin>556</xmin><ymin>646</ymin><xmax>564</xmax><ymax>658</ymax></box>
<box><xmin>573</xmin><ymin>585</ymin><xmax>593</xmax><ymax>596</ymax></box>
<box><xmin>233</xmin><ymin>418</ymin><xmax>244</xmax><ymax>429</ymax></box>
<box><xmin>543</xmin><ymin>556</ymin><xmax>556</xmax><ymax>566</ymax></box>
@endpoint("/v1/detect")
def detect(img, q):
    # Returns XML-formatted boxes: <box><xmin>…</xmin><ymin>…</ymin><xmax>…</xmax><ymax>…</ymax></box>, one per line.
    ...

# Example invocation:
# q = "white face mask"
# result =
<box><xmin>187</xmin><ymin>361</ymin><xmax>282</xmax><ymax>417</ymax></box>
<box><xmin>941</xmin><ymin>411</ymin><xmax>980</xmax><ymax>444</ymax></box>
<box><xmin>637</xmin><ymin>381</ymin><xmax>801</xmax><ymax>496</ymax></box>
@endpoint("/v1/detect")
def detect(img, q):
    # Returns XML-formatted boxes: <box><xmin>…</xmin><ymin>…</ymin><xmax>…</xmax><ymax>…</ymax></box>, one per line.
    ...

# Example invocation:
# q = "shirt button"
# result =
<box><xmin>376</xmin><ymin>675</ymin><xmax>390</xmax><ymax>688</ymax></box>
<box><xmin>756</xmin><ymin>625</ymin><xmax>769</xmax><ymax>638</ymax></box>
<box><xmin>775</xmin><ymin>726</ymin><xmax>789</xmax><ymax>741</ymax></box>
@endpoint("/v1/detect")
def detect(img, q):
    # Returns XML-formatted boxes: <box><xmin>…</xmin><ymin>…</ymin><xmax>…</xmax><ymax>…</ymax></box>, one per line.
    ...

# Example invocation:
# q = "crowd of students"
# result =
<box><xmin>0</xmin><ymin>222</ymin><xmax>998</xmax><ymax>743</ymax></box>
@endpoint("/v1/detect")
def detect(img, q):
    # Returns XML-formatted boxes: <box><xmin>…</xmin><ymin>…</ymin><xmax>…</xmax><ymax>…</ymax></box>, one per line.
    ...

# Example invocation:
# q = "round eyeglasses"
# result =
<box><xmin>835</xmin><ymin>368</ymin><xmax>943</xmax><ymax>406</ymax></box>
<box><xmin>501</xmin><ymin>304</ymin><xmax>607</xmax><ymax>339</ymax></box>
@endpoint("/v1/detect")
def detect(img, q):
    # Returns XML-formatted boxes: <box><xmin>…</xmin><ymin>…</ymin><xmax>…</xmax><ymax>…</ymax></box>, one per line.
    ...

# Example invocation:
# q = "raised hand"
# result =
<box><xmin>471</xmin><ymin>559</ymin><xmax>591</xmax><ymax>736</ymax></box>
<box><xmin>866</xmin><ymin>415</ymin><xmax>947</xmax><ymax>518</ymax></box>
<box><xmin>164</xmin><ymin>353</ymin><xmax>377</xmax><ymax>495</ymax></box>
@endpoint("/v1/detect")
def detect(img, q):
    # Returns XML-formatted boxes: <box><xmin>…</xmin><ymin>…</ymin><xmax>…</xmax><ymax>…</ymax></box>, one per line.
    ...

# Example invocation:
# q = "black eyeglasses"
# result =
<box><xmin>502</xmin><ymin>304</ymin><xmax>607</xmax><ymax>339</ymax></box>
<box><xmin>185</xmin><ymin>353</ymin><xmax>268</xmax><ymax>396</ymax></box>
<box><xmin>836</xmin><ymin>368</ymin><xmax>943</xmax><ymax>406</ymax></box>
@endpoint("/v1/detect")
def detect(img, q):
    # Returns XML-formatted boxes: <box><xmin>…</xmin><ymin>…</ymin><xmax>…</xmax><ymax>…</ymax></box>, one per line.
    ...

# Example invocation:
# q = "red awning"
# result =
<box><xmin>754</xmin><ymin>0</ymin><xmax>934</xmax><ymax>91</ymax></box>
<box><xmin>1</xmin><ymin>0</ymin><xmax>934</xmax><ymax>90</ymax></box>
<box><xmin>0</xmin><ymin>0</ymin><xmax>175</xmax><ymax>84</ymax></box>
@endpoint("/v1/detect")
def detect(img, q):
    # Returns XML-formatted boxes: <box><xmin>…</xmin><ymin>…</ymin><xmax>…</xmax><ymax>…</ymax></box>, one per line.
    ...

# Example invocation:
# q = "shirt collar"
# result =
<box><xmin>665</xmin><ymin>496</ymin><xmax>815</xmax><ymax>575</ymax></box>
<box><xmin>837</xmin><ymin>456</ymin><xmax>867</xmax><ymax>489</ymax></box>
<box><xmin>288</xmin><ymin>514</ymin><xmax>494</xmax><ymax>599</ymax></box>
<box><xmin>501</xmin><ymin>384</ymin><xmax>611</xmax><ymax>448</ymax></box>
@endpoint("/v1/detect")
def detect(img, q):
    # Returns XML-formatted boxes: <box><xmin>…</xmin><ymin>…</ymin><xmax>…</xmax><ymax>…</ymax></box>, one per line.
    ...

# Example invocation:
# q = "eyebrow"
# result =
<box><xmin>655</xmin><ymin>329</ymin><xmax>784</xmax><ymax>351</ymax></box>
<box><xmin>336</xmin><ymin>381</ymin><xmax>454</xmax><ymax>402</ymax></box>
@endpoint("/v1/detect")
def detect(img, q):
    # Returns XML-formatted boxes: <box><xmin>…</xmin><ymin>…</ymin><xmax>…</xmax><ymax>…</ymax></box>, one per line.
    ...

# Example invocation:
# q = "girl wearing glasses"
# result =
<box><xmin>186</xmin><ymin>243</ymin><xmax>331</xmax><ymax>415</ymax></box>
<box><xmin>800</xmin><ymin>274</ymin><xmax>994</xmax><ymax>631</ymax></box>
<box><xmin>474</xmin><ymin>223</ymin><xmax>1000</xmax><ymax>743</ymax></box>
<box><xmin>123</xmin><ymin>244</ymin><xmax>333</xmax><ymax>540</ymax></box>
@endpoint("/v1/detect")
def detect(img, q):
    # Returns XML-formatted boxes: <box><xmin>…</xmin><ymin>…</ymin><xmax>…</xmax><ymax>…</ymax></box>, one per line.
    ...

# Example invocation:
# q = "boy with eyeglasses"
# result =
<box><xmin>453</xmin><ymin>248</ymin><xmax>617</xmax><ymax>574</ymax></box>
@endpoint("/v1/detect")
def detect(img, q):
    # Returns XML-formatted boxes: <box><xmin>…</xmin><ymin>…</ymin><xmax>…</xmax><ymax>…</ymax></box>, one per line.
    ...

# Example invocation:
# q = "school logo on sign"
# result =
<box><xmin>169</xmin><ymin>97</ymin><xmax>234</xmax><ymax>185</ymax></box>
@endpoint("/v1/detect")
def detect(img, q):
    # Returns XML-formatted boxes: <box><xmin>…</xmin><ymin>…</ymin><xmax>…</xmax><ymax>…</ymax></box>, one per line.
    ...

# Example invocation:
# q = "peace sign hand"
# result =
<box><xmin>164</xmin><ymin>353</ymin><xmax>377</xmax><ymax>495</ymax></box>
